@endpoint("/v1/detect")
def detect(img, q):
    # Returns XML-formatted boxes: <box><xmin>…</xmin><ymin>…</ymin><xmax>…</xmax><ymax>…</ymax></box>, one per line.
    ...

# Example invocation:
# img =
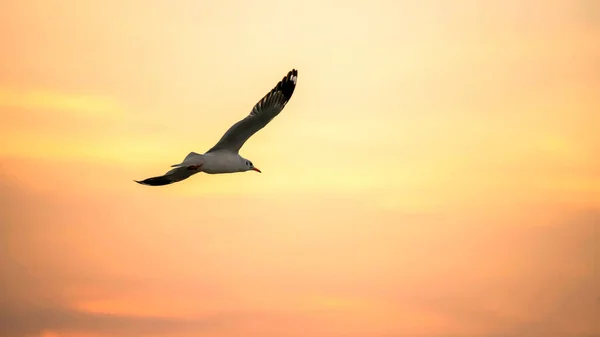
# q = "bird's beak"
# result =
<box><xmin>252</xmin><ymin>167</ymin><xmax>262</xmax><ymax>173</ymax></box>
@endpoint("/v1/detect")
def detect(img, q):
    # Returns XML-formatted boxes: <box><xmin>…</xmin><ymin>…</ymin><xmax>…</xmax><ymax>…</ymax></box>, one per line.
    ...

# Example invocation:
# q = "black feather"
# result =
<box><xmin>134</xmin><ymin>177</ymin><xmax>174</xmax><ymax>186</ymax></box>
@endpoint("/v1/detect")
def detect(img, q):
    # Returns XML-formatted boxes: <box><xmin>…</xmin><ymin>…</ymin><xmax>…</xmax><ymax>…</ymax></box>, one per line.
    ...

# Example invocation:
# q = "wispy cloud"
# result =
<box><xmin>2</xmin><ymin>176</ymin><xmax>599</xmax><ymax>337</ymax></box>
<box><xmin>0</xmin><ymin>87</ymin><xmax>125</xmax><ymax>119</ymax></box>
<box><xmin>0</xmin><ymin>306</ymin><xmax>228</xmax><ymax>337</ymax></box>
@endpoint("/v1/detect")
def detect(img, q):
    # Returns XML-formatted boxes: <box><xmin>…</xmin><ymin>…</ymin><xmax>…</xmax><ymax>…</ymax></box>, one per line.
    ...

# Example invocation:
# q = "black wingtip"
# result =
<box><xmin>134</xmin><ymin>177</ymin><xmax>173</xmax><ymax>186</ymax></box>
<box><xmin>277</xmin><ymin>69</ymin><xmax>298</xmax><ymax>101</ymax></box>
<box><xmin>134</xmin><ymin>179</ymin><xmax>150</xmax><ymax>186</ymax></box>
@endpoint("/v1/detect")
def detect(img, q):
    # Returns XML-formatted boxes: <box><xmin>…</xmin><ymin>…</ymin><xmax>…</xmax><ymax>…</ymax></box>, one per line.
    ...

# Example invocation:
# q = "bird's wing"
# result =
<box><xmin>206</xmin><ymin>69</ymin><xmax>298</xmax><ymax>153</ymax></box>
<box><xmin>134</xmin><ymin>166</ymin><xmax>200</xmax><ymax>186</ymax></box>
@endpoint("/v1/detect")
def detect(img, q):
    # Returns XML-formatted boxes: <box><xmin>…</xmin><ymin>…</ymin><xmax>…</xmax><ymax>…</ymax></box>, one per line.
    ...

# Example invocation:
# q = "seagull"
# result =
<box><xmin>135</xmin><ymin>69</ymin><xmax>298</xmax><ymax>186</ymax></box>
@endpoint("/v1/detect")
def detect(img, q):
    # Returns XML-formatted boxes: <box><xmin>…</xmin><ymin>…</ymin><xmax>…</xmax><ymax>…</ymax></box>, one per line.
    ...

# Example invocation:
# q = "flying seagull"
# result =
<box><xmin>135</xmin><ymin>69</ymin><xmax>298</xmax><ymax>186</ymax></box>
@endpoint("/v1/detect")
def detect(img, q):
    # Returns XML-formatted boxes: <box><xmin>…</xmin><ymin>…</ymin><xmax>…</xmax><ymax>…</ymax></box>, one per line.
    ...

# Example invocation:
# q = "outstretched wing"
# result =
<box><xmin>206</xmin><ymin>69</ymin><xmax>298</xmax><ymax>153</ymax></box>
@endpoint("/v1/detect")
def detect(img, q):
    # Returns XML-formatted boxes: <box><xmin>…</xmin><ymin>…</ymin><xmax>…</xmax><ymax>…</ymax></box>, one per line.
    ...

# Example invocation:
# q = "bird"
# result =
<box><xmin>135</xmin><ymin>69</ymin><xmax>298</xmax><ymax>186</ymax></box>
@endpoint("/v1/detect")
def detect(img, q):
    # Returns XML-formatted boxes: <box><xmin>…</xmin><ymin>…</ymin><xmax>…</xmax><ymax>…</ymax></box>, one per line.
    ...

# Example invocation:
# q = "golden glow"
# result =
<box><xmin>1</xmin><ymin>0</ymin><xmax>599</xmax><ymax>337</ymax></box>
<box><xmin>0</xmin><ymin>87</ymin><xmax>125</xmax><ymax>118</ymax></box>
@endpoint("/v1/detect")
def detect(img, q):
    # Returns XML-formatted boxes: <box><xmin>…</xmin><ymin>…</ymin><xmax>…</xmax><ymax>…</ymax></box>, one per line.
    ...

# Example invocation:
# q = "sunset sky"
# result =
<box><xmin>1</xmin><ymin>0</ymin><xmax>599</xmax><ymax>336</ymax></box>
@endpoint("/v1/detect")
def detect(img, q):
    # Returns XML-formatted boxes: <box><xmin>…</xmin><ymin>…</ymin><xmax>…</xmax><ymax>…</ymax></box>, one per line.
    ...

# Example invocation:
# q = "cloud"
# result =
<box><xmin>0</xmin><ymin>175</ymin><xmax>311</xmax><ymax>337</ymax></box>
<box><xmin>0</xmin><ymin>87</ymin><xmax>125</xmax><ymax>119</ymax></box>
<box><xmin>0</xmin><ymin>305</ymin><xmax>238</xmax><ymax>337</ymax></box>
<box><xmin>1</xmin><ymin>172</ymin><xmax>599</xmax><ymax>337</ymax></box>
<box><xmin>400</xmin><ymin>212</ymin><xmax>600</xmax><ymax>336</ymax></box>
<box><xmin>0</xmin><ymin>183</ymin><xmax>234</xmax><ymax>337</ymax></box>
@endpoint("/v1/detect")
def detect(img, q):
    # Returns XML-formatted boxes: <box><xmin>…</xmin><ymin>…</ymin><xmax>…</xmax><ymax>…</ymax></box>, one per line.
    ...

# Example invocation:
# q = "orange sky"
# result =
<box><xmin>1</xmin><ymin>1</ymin><xmax>599</xmax><ymax>336</ymax></box>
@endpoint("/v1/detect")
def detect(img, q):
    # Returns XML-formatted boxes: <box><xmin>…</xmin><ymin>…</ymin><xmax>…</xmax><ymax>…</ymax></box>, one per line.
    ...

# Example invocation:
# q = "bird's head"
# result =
<box><xmin>242</xmin><ymin>158</ymin><xmax>261</xmax><ymax>173</ymax></box>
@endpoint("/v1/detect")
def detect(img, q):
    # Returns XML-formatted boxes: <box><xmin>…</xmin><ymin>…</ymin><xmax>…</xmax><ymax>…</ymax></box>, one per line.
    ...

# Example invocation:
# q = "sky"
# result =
<box><xmin>0</xmin><ymin>0</ymin><xmax>599</xmax><ymax>336</ymax></box>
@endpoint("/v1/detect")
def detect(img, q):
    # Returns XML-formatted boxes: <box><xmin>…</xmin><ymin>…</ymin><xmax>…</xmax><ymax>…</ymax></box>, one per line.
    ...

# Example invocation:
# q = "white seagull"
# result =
<box><xmin>135</xmin><ymin>69</ymin><xmax>298</xmax><ymax>186</ymax></box>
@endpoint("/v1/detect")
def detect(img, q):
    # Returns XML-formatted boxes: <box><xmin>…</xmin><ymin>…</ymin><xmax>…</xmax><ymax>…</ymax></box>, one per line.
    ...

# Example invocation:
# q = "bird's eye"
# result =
<box><xmin>249</xmin><ymin>161</ymin><xmax>253</xmax><ymax>166</ymax></box>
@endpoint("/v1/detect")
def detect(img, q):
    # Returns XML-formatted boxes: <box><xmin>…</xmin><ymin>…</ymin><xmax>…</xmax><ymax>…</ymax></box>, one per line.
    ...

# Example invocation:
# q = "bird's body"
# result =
<box><xmin>201</xmin><ymin>151</ymin><xmax>245</xmax><ymax>174</ymax></box>
<box><xmin>177</xmin><ymin>151</ymin><xmax>248</xmax><ymax>174</ymax></box>
<box><xmin>135</xmin><ymin>69</ymin><xmax>298</xmax><ymax>186</ymax></box>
